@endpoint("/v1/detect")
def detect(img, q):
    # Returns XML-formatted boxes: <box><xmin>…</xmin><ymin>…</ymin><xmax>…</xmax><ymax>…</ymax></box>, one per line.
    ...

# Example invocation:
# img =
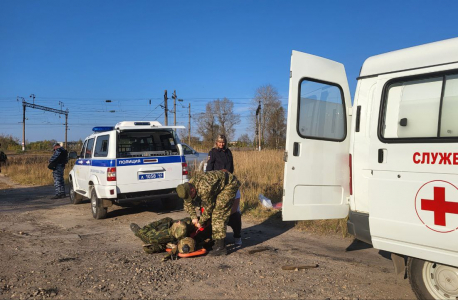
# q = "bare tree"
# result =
<box><xmin>238</xmin><ymin>133</ymin><xmax>252</xmax><ymax>147</ymax></box>
<box><xmin>196</xmin><ymin>98</ymin><xmax>240</xmax><ymax>142</ymax></box>
<box><xmin>266</xmin><ymin>106</ymin><xmax>286</xmax><ymax>149</ymax></box>
<box><xmin>195</xmin><ymin>102</ymin><xmax>220</xmax><ymax>143</ymax></box>
<box><xmin>213</xmin><ymin>98</ymin><xmax>240</xmax><ymax>141</ymax></box>
<box><xmin>251</xmin><ymin>84</ymin><xmax>286</xmax><ymax>149</ymax></box>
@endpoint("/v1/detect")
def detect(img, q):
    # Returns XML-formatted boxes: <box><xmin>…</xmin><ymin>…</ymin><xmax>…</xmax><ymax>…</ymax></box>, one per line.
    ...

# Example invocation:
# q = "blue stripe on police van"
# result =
<box><xmin>75</xmin><ymin>159</ymin><xmax>93</xmax><ymax>166</ymax></box>
<box><xmin>76</xmin><ymin>156</ymin><xmax>184</xmax><ymax>167</ymax></box>
<box><xmin>92</xmin><ymin>160</ymin><xmax>116</xmax><ymax>167</ymax></box>
<box><xmin>75</xmin><ymin>159</ymin><xmax>116</xmax><ymax>167</ymax></box>
<box><xmin>117</xmin><ymin>156</ymin><xmax>183</xmax><ymax>166</ymax></box>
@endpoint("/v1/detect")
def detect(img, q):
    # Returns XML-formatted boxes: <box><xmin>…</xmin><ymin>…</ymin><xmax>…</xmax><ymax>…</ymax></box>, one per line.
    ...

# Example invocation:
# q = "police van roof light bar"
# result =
<box><xmin>92</xmin><ymin>126</ymin><xmax>114</xmax><ymax>132</ymax></box>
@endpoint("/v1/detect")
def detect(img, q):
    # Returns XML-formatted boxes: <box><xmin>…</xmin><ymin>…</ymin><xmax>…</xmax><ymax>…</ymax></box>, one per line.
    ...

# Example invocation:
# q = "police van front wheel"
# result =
<box><xmin>69</xmin><ymin>181</ymin><xmax>82</xmax><ymax>205</ymax></box>
<box><xmin>91</xmin><ymin>189</ymin><xmax>107</xmax><ymax>219</ymax></box>
<box><xmin>407</xmin><ymin>257</ymin><xmax>458</xmax><ymax>300</ymax></box>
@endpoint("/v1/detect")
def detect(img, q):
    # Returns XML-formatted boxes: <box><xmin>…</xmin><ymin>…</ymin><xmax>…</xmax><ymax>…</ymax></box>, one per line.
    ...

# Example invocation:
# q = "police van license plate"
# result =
<box><xmin>138</xmin><ymin>173</ymin><xmax>164</xmax><ymax>180</ymax></box>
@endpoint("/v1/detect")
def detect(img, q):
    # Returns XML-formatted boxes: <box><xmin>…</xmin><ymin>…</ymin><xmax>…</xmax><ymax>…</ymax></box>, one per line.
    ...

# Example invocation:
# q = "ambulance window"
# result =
<box><xmin>85</xmin><ymin>138</ymin><xmax>95</xmax><ymax>159</ymax></box>
<box><xmin>440</xmin><ymin>74</ymin><xmax>458</xmax><ymax>137</ymax></box>
<box><xmin>297</xmin><ymin>79</ymin><xmax>346</xmax><ymax>141</ymax></box>
<box><xmin>94</xmin><ymin>135</ymin><xmax>109</xmax><ymax>157</ymax></box>
<box><xmin>382</xmin><ymin>77</ymin><xmax>442</xmax><ymax>138</ymax></box>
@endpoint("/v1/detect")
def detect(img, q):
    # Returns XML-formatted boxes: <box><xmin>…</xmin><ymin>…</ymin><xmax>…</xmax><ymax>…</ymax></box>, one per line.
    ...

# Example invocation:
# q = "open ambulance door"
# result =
<box><xmin>283</xmin><ymin>51</ymin><xmax>352</xmax><ymax>221</ymax></box>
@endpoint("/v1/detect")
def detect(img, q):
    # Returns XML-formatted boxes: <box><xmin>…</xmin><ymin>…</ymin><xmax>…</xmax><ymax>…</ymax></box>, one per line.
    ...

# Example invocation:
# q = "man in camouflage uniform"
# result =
<box><xmin>48</xmin><ymin>143</ymin><xmax>68</xmax><ymax>199</ymax></box>
<box><xmin>176</xmin><ymin>170</ymin><xmax>241</xmax><ymax>256</ymax></box>
<box><xmin>130</xmin><ymin>217</ymin><xmax>191</xmax><ymax>254</ymax></box>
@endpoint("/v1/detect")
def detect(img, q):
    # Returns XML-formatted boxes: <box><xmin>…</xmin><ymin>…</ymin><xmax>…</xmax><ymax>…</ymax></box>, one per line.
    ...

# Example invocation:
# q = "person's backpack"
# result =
<box><xmin>59</xmin><ymin>148</ymin><xmax>68</xmax><ymax>164</ymax></box>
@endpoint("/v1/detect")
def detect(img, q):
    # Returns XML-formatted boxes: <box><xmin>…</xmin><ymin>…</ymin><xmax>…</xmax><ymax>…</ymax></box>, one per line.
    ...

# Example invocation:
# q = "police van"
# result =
<box><xmin>68</xmin><ymin>121</ymin><xmax>189</xmax><ymax>219</ymax></box>
<box><xmin>282</xmin><ymin>38</ymin><xmax>458</xmax><ymax>299</ymax></box>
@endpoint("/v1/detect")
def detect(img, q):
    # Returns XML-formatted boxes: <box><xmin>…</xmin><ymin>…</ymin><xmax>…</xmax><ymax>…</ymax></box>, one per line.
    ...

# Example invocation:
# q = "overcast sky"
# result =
<box><xmin>1</xmin><ymin>1</ymin><xmax>457</xmax><ymax>143</ymax></box>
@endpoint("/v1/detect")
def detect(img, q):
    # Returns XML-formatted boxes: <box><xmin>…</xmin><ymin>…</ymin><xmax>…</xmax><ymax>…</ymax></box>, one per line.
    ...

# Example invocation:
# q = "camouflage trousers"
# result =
<box><xmin>211</xmin><ymin>177</ymin><xmax>241</xmax><ymax>240</ymax></box>
<box><xmin>52</xmin><ymin>164</ymin><xmax>65</xmax><ymax>195</ymax></box>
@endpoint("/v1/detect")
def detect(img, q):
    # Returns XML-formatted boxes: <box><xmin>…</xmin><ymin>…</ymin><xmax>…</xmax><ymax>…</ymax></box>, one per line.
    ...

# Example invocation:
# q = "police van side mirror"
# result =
<box><xmin>399</xmin><ymin>118</ymin><xmax>408</xmax><ymax>127</ymax></box>
<box><xmin>68</xmin><ymin>151</ymin><xmax>78</xmax><ymax>159</ymax></box>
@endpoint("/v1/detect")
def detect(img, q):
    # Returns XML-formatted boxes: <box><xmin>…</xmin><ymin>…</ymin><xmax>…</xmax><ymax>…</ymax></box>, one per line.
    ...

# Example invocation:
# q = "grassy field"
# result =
<box><xmin>2</xmin><ymin>154</ymin><xmax>75</xmax><ymax>186</ymax></box>
<box><xmin>2</xmin><ymin>150</ymin><xmax>348</xmax><ymax>236</ymax></box>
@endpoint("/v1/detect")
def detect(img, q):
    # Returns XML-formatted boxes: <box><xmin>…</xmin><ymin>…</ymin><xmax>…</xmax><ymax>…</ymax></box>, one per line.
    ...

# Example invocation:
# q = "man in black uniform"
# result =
<box><xmin>48</xmin><ymin>143</ymin><xmax>68</xmax><ymax>199</ymax></box>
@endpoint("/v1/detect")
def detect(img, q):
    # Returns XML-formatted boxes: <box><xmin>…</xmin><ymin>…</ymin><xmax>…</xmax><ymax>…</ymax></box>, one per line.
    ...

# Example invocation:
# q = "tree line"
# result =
<box><xmin>187</xmin><ymin>84</ymin><xmax>286</xmax><ymax>149</ymax></box>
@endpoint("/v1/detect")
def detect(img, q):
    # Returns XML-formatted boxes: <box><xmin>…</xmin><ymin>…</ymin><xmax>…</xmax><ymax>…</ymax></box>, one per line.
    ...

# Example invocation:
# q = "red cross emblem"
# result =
<box><xmin>415</xmin><ymin>180</ymin><xmax>458</xmax><ymax>233</ymax></box>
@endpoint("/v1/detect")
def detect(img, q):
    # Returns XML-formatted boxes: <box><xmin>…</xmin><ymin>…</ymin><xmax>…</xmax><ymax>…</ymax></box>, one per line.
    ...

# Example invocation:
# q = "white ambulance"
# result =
<box><xmin>282</xmin><ymin>38</ymin><xmax>458</xmax><ymax>299</ymax></box>
<box><xmin>68</xmin><ymin>121</ymin><xmax>189</xmax><ymax>219</ymax></box>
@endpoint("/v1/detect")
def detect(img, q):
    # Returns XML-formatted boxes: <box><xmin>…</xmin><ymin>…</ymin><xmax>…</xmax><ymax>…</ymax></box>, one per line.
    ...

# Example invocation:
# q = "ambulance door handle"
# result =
<box><xmin>378</xmin><ymin>149</ymin><xmax>387</xmax><ymax>163</ymax></box>
<box><xmin>293</xmin><ymin>142</ymin><xmax>300</xmax><ymax>156</ymax></box>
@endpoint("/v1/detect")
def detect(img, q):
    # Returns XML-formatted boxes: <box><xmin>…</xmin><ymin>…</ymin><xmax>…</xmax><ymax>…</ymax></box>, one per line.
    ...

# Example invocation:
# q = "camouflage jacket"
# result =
<box><xmin>184</xmin><ymin>170</ymin><xmax>235</xmax><ymax>225</ymax></box>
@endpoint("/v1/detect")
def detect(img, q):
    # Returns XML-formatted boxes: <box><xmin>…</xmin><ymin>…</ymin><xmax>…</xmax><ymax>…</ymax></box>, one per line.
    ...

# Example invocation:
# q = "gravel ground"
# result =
<box><xmin>0</xmin><ymin>175</ymin><xmax>416</xmax><ymax>300</ymax></box>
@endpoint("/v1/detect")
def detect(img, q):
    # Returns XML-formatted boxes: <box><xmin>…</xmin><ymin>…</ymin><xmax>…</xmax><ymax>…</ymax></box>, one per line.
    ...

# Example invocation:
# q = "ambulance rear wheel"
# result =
<box><xmin>91</xmin><ymin>189</ymin><xmax>107</xmax><ymax>219</ymax></box>
<box><xmin>407</xmin><ymin>257</ymin><xmax>458</xmax><ymax>300</ymax></box>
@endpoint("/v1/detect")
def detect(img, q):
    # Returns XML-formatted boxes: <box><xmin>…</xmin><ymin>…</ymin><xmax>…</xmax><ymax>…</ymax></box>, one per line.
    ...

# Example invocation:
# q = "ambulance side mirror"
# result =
<box><xmin>399</xmin><ymin>118</ymin><xmax>408</xmax><ymax>127</ymax></box>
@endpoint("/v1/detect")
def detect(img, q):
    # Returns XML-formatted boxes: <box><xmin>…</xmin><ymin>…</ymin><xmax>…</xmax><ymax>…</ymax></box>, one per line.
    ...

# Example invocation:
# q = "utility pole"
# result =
<box><xmin>20</xmin><ymin>98</ymin><xmax>69</xmax><ymax>152</ymax></box>
<box><xmin>172</xmin><ymin>90</ymin><xmax>177</xmax><ymax>126</ymax></box>
<box><xmin>65</xmin><ymin>114</ymin><xmax>68</xmax><ymax>149</ymax></box>
<box><xmin>256</xmin><ymin>100</ymin><xmax>262</xmax><ymax>151</ymax></box>
<box><xmin>188</xmin><ymin>103</ymin><xmax>191</xmax><ymax>145</ymax></box>
<box><xmin>22</xmin><ymin>101</ymin><xmax>26</xmax><ymax>151</ymax></box>
<box><xmin>164</xmin><ymin>90</ymin><xmax>168</xmax><ymax>126</ymax></box>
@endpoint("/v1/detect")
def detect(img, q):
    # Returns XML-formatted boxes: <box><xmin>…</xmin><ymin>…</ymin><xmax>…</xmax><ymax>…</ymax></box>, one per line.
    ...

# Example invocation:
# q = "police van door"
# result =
<box><xmin>283</xmin><ymin>51</ymin><xmax>352</xmax><ymax>221</ymax></box>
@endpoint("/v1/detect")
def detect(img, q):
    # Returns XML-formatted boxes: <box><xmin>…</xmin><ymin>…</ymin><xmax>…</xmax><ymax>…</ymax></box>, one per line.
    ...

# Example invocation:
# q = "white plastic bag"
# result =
<box><xmin>259</xmin><ymin>194</ymin><xmax>273</xmax><ymax>209</ymax></box>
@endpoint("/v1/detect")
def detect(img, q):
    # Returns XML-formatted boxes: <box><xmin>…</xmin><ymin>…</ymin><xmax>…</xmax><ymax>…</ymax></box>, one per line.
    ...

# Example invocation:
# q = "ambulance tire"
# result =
<box><xmin>69</xmin><ymin>181</ymin><xmax>82</xmax><ymax>205</ymax></box>
<box><xmin>91</xmin><ymin>189</ymin><xmax>107</xmax><ymax>219</ymax></box>
<box><xmin>161</xmin><ymin>197</ymin><xmax>178</xmax><ymax>211</ymax></box>
<box><xmin>407</xmin><ymin>257</ymin><xmax>458</xmax><ymax>300</ymax></box>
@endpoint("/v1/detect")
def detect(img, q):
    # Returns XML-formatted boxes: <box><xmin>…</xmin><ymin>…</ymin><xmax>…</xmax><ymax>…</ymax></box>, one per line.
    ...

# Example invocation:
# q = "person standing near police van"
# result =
<box><xmin>0</xmin><ymin>142</ymin><xmax>6</xmax><ymax>173</ymax></box>
<box><xmin>206</xmin><ymin>134</ymin><xmax>242</xmax><ymax>246</ymax></box>
<box><xmin>48</xmin><ymin>143</ymin><xmax>68</xmax><ymax>199</ymax></box>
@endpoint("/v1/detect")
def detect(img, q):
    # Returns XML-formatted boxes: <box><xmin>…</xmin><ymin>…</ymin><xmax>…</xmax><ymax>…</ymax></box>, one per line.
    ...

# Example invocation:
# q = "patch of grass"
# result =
<box><xmin>3</xmin><ymin>154</ymin><xmax>75</xmax><ymax>186</ymax></box>
<box><xmin>296</xmin><ymin>218</ymin><xmax>349</xmax><ymax>237</ymax></box>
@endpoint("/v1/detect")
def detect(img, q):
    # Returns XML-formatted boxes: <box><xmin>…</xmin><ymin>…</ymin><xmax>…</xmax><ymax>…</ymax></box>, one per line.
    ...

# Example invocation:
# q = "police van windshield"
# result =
<box><xmin>117</xmin><ymin>130</ymin><xmax>178</xmax><ymax>158</ymax></box>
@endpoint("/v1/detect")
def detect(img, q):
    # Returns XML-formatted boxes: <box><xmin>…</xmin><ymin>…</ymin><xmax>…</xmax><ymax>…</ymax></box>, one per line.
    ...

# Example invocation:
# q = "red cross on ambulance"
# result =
<box><xmin>415</xmin><ymin>180</ymin><xmax>458</xmax><ymax>233</ymax></box>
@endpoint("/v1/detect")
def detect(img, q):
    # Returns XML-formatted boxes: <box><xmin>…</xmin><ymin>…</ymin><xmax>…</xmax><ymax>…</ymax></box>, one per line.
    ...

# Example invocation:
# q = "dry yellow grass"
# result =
<box><xmin>3</xmin><ymin>150</ymin><xmax>348</xmax><ymax>236</ymax></box>
<box><xmin>2</xmin><ymin>154</ymin><xmax>75</xmax><ymax>186</ymax></box>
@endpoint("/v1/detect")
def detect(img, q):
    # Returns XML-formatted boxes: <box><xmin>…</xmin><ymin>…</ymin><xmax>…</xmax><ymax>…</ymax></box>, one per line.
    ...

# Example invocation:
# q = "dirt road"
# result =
<box><xmin>0</xmin><ymin>175</ymin><xmax>416</xmax><ymax>300</ymax></box>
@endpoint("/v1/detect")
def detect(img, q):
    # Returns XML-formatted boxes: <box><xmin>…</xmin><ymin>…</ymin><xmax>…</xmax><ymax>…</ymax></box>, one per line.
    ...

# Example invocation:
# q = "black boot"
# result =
<box><xmin>209</xmin><ymin>239</ymin><xmax>227</xmax><ymax>256</ymax></box>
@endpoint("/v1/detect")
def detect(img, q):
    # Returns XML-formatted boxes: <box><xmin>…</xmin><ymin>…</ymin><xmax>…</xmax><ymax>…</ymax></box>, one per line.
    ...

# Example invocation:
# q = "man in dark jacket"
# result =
<box><xmin>48</xmin><ymin>143</ymin><xmax>68</xmax><ymax>199</ymax></box>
